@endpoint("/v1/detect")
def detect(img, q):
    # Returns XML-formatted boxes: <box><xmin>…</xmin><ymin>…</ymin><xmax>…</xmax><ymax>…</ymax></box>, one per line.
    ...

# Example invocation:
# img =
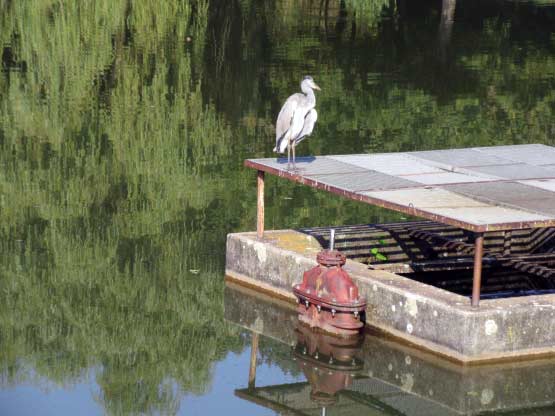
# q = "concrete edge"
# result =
<box><xmin>228</xmin><ymin>230</ymin><xmax>476</xmax><ymax>309</ymax></box>
<box><xmin>227</xmin><ymin>230</ymin><xmax>555</xmax><ymax>313</ymax></box>
<box><xmin>225</xmin><ymin>270</ymin><xmax>297</xmax><ymax>303</ymax></box>
<box><xmin>226</xmin><ymin>270</ymin><xmax>555</xmax><ymax>365</ymax></box>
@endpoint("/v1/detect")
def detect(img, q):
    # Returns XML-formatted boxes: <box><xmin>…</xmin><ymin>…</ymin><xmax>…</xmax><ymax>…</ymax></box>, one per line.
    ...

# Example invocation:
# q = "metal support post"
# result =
<box><xmin>257</xmin><ymin>171</ymin><xmax>265</xmax><ymax>239</ymax></box>
<box><xmin>248</xmin><ymin>332</ymin><xmax>259</xmax><ymax>389</ymax></box>
<box><xmin>471</xmin><ymin>233</ymin><xmax>484</xmax><ymax>307</ymax></box>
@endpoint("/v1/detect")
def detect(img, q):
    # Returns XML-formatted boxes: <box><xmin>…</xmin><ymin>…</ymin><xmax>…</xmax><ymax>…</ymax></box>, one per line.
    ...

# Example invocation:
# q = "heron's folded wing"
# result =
<box><xmin>275</xmin><ymin>97</ymin><xmax>298</xmax><ymax>144</ymax></box>
<box><xmin>295</xmin><ymin>108</ymin><xmax>318</xmax><ymax>144</ymax></box>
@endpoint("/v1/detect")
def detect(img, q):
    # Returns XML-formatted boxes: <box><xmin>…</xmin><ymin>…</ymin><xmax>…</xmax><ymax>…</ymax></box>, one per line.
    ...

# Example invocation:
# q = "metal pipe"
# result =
<box><xmin>248</xmin><ymin>332</ymin><xmax>259</xmax><ymax>389</ymax></box>
<box><xmin>471</xmin><ymin>233</ymin><xmax>484</xmax><ymax>307</ymax></box>
<box><xmin>329</xmin><ymin>228</ymin><xmax>335</xmax><ymax>250</ymax></box>
<box><xmin>257</xmin><ymin>171</ymin><xmax>265</xmax><ymax>239</ymax></box>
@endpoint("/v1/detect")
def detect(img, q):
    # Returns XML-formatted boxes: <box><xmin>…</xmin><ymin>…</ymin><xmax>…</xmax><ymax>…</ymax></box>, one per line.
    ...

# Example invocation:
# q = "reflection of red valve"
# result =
<box><xmin>293</xmin><ymin>324</ymin><xmax>363</xmax><ymax>407</ymax></box>
<box><xmin>293</xmin><ymin>230</ymin><xmax>366</xmax><ymax>337</ymax></box>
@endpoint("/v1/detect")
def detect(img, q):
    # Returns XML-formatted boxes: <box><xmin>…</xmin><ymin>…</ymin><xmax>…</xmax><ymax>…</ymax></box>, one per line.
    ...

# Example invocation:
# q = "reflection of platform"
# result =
<box><xmin>236</xmin><ymin>377</ymin><xmax>465</xmax><ymax>416</ymax></box>
<box><xmin>225</xmin><ymin>283</ymin><xmax>555</xmax><ymax>415</ymax></box>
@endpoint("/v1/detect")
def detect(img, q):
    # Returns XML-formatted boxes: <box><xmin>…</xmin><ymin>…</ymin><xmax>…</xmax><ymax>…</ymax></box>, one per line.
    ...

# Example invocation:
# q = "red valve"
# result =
<box><xmin>293</xmin><ymin>247</ymin><xmax>366</xmax><ymax>337</ymax></box>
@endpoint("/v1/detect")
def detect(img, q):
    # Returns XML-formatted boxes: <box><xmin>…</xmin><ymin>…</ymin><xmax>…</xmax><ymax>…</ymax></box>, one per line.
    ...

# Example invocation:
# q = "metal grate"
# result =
<box><xmin>311</xmin><ymin>171</ymin><xmax>419</xmax><ymax>192</ymax></box>
<box><xmin>410</xmin><ymin>148</ymin><xmax>511</xmax><ymax>168</ymax></box>
<box><xmin>402</xmin><ymin>171</ymin><xmax>492</xmax><ymax>185</ymax></box>
<box><xmin>446</xmin><ymin>182</ymin><xmax>555</xmax><ymax>217</ymax></box>
<box><xmin>464</xmin><ymin>164</ymin><xmax>555</xmax><ymax>180</ymax></box>
<box><xmin>329</xmin><ymin>153</ymin><xmax>443</xmax><ymax>176</ymax></box>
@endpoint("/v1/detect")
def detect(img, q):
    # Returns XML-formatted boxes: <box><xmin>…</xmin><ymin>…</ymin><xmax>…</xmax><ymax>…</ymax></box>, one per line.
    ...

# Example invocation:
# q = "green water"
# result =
<box><xmin>1</xmin><ymin>0</ymin><xmax>555</xmax><ymax>414</ymax></box>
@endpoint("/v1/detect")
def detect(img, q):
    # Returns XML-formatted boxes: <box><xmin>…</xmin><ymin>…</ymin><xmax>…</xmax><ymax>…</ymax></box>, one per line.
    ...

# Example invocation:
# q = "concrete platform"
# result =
<box><xmin>225</xmin><ymin>284</ymin><xmax>555</xmax><ymax>415</ymax></box>
<box><xmin>226</xmin><ymin>229</ymin><xmax>555</xmax><ymax>362</ymax></box>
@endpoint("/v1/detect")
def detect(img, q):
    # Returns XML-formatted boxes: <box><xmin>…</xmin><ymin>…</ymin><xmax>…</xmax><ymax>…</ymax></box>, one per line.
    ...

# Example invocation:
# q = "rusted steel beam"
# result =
<box><xmin>472</xmin><ymin>234</ymin><xmax>484</xmax><ymax>307</ymax></box>
<box><xmin>248</xmin><ymin>332</ymin><xmax>259</xmax><ymax>389</ymax></box>
<box><xmin>257</xmin><ymin>170</ymin><xmax>265</xmax><ymax>239</ymax></box>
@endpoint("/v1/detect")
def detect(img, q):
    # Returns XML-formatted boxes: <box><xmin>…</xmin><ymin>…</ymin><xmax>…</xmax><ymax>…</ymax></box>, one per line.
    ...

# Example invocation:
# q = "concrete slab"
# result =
<box><xmin>475</xmin><ymin>143</ymin><xmax>555</xmax><ymax>166</ymax></box>
<box><xmin>410</xmin><ymin>148</ymin><xmax>511</xmax><ymax>169</ymax></box>
<box><xmin>522</xmin><ymin>179</ymin><xmax>555</xmax><ymax>192</ymax></box>
<box><xmin>310</xmin><ymin>170</ymin><xmax>418</xmax><ymax>191</ymax></box>
<box><xmin>465</xmin><ymin>163</ymin><xmax>555</xmax><ymax>180</ymax></box>
<box><xmin>447</xmin><ymin>181</ymin><xmax>555</xmax><ymax>217</ymax></box>
<box><xmin>329</xmin><ymin>153</ymin><xmax>442</xmax><ymax>175</ymax></box>
<box><xmin>402</xmin><ymin>171</ymin><xmax>491</xmax><ymax>185</ymax></box>
<box><xmin>226</xmin><ymin>229</ymin><xmax>555</xmax><ymax>362</ymax></box>
<box><xmin>362</xmin><ymin>188</ymin><xmax>551</xmax><ymax>227</ymax></box>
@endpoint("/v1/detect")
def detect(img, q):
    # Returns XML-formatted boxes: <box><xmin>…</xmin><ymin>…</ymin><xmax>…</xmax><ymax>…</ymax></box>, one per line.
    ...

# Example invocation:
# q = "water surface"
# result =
<box><xmin>1</xmin><ymin>0</ymin><xmax>555</xmax><ymax>414</ymax></box>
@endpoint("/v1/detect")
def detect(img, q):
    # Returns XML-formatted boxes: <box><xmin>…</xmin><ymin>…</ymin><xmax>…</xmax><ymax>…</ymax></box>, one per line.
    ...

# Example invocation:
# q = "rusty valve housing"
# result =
<box><xmin>293</xmin><ymin>248</ymin><xmax>367</xmax><ymax>337</ymax></box>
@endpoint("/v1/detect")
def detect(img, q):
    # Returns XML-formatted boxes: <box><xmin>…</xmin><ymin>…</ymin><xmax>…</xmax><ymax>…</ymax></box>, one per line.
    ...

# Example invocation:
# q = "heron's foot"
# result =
<box><xmin>285</xmin><ymin>163</ymin><xmax>300</xmax><ymax>172</ymax></box>
<box><xmin>288</xmin><ymin>161</ymin><xmax>302</xmax><ymax>173</ymax></box>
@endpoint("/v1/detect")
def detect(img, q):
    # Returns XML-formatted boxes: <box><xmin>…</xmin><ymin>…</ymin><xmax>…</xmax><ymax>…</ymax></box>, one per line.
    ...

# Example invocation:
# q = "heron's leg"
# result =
<box><xmin>292</xmin><ymin>143</ymin><xmax>296</xmax><ymax>169</ymax></box>
<box><xmin>287</xmin><ymin>142</ymin><xmax>291</xmax><ymax>169</ymax></box>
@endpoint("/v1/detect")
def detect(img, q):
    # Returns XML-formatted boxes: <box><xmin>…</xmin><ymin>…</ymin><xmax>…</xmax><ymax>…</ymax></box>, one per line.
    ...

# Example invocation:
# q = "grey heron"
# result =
<box><xmin>274</xmin><ymin>76</ymin><xmax>321</xmax><ymax>167</ymax></box>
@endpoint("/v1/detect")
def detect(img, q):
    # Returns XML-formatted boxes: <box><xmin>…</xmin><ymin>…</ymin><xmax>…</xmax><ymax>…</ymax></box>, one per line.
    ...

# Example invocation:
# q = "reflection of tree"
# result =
<box><xmin>0</xmin><ymin>1</ymin><xmax>244</xmax><ymax>414</ymax></box>
<box><xmin>199</xmin><ymin>0</ymin><xmax>555</xmax><ymax>231</ymax></box>
<box><xmin>219</xmin><ymin>0</ymin><xmax>555</xmax><ymax>161</ymax></box>
<box><xmin>438</xmin><ymin>0</ymin><xmax>456</xmax><ymax>61</ymax></box>
<box><xmin>1</xmin><ymin>0</ymin><xmax>555</xmax><ymax>412</ymax></box>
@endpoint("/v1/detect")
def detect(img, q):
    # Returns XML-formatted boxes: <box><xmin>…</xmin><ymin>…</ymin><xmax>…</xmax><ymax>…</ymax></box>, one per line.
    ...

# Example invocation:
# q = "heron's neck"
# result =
<box><xmin>302</xmin><ymin>86</ymin><xmax>316</xmax><ymax>106</ymax></box>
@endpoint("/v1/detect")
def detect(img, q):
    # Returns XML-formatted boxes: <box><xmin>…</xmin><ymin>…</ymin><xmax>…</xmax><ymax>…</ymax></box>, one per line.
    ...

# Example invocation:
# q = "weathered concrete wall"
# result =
<box><xmin>225</xmin><ymin>284</ymin><xmax>555</xmax><ymax>415</ymax></box>
<box><xmin>225</xmin><ymin>231</ymin><xmax>319</xmax><ymax>293</ymax></box>
<box><xmin>226</xmin><ymin>230</ymin><xmax>555</xmax><ymax>362</ymax></box>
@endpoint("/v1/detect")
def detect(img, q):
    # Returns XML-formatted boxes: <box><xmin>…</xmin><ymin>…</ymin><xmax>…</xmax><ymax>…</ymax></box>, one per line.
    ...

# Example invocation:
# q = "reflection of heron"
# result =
<box><xmin>274</xmin><ymin>76</ymin><xmax>321</xmax><ymax>167</ymax></box>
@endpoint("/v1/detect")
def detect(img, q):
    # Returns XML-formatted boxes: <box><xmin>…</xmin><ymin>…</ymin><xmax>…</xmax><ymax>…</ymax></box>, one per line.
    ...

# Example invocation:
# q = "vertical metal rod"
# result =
<box><xmin>471</xmin><ymin>233</ymin><xmax>484</xmax><ymax>307</ymax></box>
<box><xmin>257</xmin><ymin>171</ymin><xmax>265</xmax><ymax>239</ymax></box>
<box><xmin>329</xmin><ymin>229</ymin><xmax>335</xmax><ymax>251</ymax></box>
<box><xmin>248</xmin><ymin>332</ymin><xmax>259</xmax><ymax>389</ymax></box>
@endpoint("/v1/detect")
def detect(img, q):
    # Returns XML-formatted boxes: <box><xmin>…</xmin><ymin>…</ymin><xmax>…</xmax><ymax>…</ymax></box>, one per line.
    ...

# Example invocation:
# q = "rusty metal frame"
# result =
<box><xmin>245</xmin><ymin>159</ymin><xmax>555</xmax><ymax>233</ymax></box>
<box><xmin>471</xmin><ymin>234</ymin><xmax>484</xmax><ymax>307</ymax></box>
<box><xmin>257</xmin><ymin>170</ymin><xmax>265</xmax><ymax>239</ymax></box>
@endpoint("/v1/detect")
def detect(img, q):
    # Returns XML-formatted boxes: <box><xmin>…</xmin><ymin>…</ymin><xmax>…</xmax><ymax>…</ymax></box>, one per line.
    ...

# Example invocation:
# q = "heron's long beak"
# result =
<box><xmin>313</xmin><ymin>83</ymin><xmax>321</xmax><ymax>91</ymax></box>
